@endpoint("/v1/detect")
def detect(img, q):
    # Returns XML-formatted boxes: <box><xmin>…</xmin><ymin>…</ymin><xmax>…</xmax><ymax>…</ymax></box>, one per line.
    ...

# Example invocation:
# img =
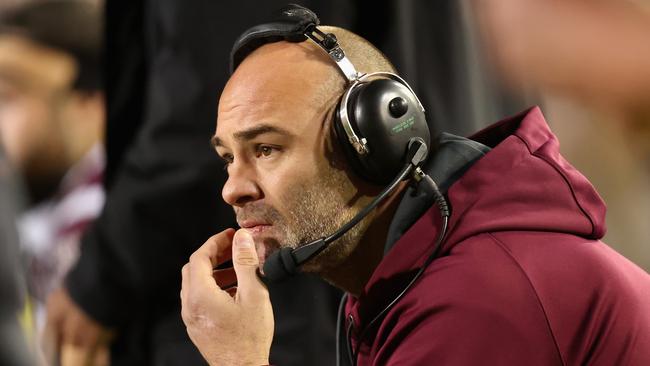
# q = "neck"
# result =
<box><xmin>319</xmin><ymin>183</ymin><xmax>406</xmax><ymax>296</ymax></box>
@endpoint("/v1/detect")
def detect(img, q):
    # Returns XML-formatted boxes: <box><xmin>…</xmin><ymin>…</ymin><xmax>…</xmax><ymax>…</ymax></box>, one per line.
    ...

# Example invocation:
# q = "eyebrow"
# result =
<box><xmin>211</xmin><ymin>124</ymin><xmax>294</xmax><ymax>148</ymax></box>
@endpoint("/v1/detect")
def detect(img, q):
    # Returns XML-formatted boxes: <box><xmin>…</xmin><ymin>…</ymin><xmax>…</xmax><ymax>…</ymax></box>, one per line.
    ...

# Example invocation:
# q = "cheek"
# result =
<box><xmin>261</xmin><ymin>166</ymin><xmax>302</xmax><ymax>209</ymax></box>
<box><xmin>0</xmin><ymin>98</ymin><xmax>52</xmax><ymax>167</ymax></box>
<box><xmin>258</xmin><ymin>150</ymin><xmax>322</xmax><ymax>210</ymax></box>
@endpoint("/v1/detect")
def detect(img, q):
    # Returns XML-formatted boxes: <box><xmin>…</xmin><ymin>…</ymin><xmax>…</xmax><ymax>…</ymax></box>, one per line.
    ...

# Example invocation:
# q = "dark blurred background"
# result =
<box><xmin>0</xmin><ymin>0</ymin><xmax>648</xmax><ymax>365</ymax></box>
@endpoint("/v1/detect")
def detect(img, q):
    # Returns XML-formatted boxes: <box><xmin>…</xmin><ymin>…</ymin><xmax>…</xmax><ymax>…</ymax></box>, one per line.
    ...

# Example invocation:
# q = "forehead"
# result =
<box><xmin>0</xmin><ymin>35</ymin><xmax>75</xmax><ymax>91</ymax></box>
<box><xmin>215</xmin><ymin>43</ymin><xmax>336</xmax><ymax>140</ymax></box>
<box><xmin>216</xmin><ymin>81</ymin><xmax>314</xmax><ymax>142</ymax></box>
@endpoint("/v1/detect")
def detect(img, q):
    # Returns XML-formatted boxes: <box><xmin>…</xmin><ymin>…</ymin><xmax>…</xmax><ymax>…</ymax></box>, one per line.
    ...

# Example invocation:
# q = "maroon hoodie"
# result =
<box><xmin>344</xmin><ymin>107</ymin><xmax>650</xmax><ymax>365</ymax></box>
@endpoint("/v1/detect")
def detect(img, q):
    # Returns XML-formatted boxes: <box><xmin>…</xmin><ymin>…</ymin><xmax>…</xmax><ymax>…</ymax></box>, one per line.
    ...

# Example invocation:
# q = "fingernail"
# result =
<box><xmin>235</xmin><ymin>230</ymin><xmax>253</xmax><ymax>248</ymax></box>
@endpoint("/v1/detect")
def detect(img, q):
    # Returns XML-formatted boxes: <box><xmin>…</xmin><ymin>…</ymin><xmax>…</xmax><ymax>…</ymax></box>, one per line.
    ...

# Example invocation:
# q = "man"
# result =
<box><xmin>181</xmin><ymin>8</ymin><xmax>650</xmax><ymax>366</ymax></box>
<box><xmin>0</xmin><ymin>0</ymin><xmax>107</xmax><ymax>363</ymax></box>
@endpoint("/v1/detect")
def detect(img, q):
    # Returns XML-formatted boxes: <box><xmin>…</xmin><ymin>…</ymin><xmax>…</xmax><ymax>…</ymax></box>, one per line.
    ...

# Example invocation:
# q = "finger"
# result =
<box><xmin>191</xmin><ymin>229</ymin><xmax>236</xmax><ymax>268</ymax></box>
<box><xmin>186</xmin><ymin>230</ymin><xmax>236</xmax><ymax>307</ymax></box>
<box><xmin>181</xmin><ymin>264</ymin><xmax>188</xmax><ymax>307</ymax></box>
<box><xmin>186</xmin><ymin>229</ymin><xmax>235</xmax><ymax>298</ymax></box>
<box><xmin>225</xmin><ymin>286</ymin><xmax>238</xmax><ymax>298</ymax></box>
<box><xmin>92</xmin><ymin>344</ymin><xmax>110</xmax><ymax>366</ymax></box>
<box><xmin>188</xmin><ymin>229</ymin><xmax>235</xmax><ymax>287</ymax></box>
<box><xmin>232</xmin><ymin>229</ymin><xmax>268</xmax><ymax>304</ymax></box>
<box><xmin>62</xmin><ymin>310</ymin><xmax>98</xmax><ymax>347</ymax></box>
<box><xmin>213</xmin><ymin>267</ymin><xmax>237</xmax><ymax>288</ymax></box>
<box><xmin>87</xmin><ymin>333</ymin><xmax>112</xmax><ymax>366</ymax></box>
<box><xmin>60</xmin><ymin>343</ymin><xmax>85</xmax><ymax>366</ymax></box>
<box><xmin>60</xmin><ymin>341</ymin><xmax>109</xmax><ymax>366</ymax></box>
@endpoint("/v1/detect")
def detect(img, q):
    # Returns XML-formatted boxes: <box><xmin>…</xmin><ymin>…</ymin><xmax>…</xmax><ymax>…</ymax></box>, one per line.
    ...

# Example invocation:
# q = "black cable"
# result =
<box><xmin>335</xmin><ymin>293</ymin><xmax>349</xmax><ymax>366</ymax></box>
<box><xmin>283</xmin><ymin>138</ymin><xmax>429</xmax><ymax>271</ymax></box>
<box><xmin>325</xmin><ymin>163</ymin><xmax>414</xmax><ymax>244</ymax></box>
<box><xmin>346</xmin><ymin>314</ymin><xmax>356</xmax><ymax>366</ymax></box>
<box><xmin>351</xmin><ymin>174</ymin><xmax>450</xmax><ymax>364</ymax></box>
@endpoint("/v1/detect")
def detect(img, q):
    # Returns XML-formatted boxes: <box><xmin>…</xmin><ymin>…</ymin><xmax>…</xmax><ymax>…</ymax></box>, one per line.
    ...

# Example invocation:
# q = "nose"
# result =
<box><xmin>222</xmin><ymin>161</ymin><xmax>262</xmax><ymax>207</ymax></box>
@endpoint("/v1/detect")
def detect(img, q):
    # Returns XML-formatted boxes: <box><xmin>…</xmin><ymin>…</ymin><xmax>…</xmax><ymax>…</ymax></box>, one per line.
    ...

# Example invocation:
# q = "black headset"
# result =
<box><xmin>228</xmin><ymin>2</ymin><xmax>449</xmax><ymax>283</ymax></box>
<box><xmin>230</xmin><ymin>4</ymin><xmax>435</xmax><ymax>185</ymax></box>
<box><xmin>229</xmin><ymin>6</ymin><xmax>451</xmax><ymax>364</ymax></box>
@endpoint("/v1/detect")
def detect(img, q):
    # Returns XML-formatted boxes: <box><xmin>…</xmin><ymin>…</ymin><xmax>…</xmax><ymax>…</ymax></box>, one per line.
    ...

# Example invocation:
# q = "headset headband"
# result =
<box><xmin>230</xmin><ymin>4</ymin><xmax>429</xmax><ymax>182</ymax></box>
<box><xmin>230</xmin><ymin>4</ymin><xmax>359</xmax><ymax>82</ymax></box>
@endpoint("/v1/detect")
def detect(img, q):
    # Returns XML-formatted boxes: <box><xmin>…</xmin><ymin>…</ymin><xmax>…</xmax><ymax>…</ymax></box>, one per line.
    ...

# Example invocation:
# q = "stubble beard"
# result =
<box><xmin>235</xmin><ymin>165</ymin><xmax>373</xmax><ymax>276</ymax></box>
<box><xmin>277</xmin><ymin>166</ymin><xmax>370</xmax><ymax>275</ymax></box>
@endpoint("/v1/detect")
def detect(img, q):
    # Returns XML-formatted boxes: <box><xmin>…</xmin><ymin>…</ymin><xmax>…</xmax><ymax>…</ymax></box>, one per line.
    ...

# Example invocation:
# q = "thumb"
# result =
<box><xmin>232</xmin><ymin>229</ymin><xmax>267</xmax><ymax>301</ymax></box>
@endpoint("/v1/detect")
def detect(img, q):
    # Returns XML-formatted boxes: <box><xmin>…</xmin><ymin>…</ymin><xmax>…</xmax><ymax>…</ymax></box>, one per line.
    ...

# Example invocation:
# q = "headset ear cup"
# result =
<box><xmin>348</xmin><ymin>78</ymin><xmax>431</xmax><ymax>184</ymax></box>
<box><xmin>332</xmin><ymin>98</ymin><xmax>375</xmax><ymax>182</ymax></box>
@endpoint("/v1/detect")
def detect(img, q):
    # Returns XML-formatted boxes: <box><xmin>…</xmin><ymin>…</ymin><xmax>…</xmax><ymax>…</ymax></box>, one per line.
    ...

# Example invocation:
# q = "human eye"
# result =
<box><xmin>218</xmin><ymin>153</ymin><xmax>234</xmax><ymax>169</ymax></box>
<box><xmin>255</xmin><ymin>144</ymin><xmax>280</xmax><ymax>158</ymax></box>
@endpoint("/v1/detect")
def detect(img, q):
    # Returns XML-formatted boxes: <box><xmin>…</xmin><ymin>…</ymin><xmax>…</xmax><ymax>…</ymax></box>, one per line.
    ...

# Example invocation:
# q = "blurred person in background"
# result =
<box><xmin>356</xmin><ymin>0</ymin><xmax>527</xmax><ymax>137</ymax></box>
<box><xmin>0</xmin><ymin>149</ymin><xmax>33</xmax><ymax>366</ymax></box>
<box><xmin>473</xmin><ymin>0</ymin><xmax>650</xmax><ymax>115</ymax></box>
<box><xmin>474</xmin><ymin>0</ymin><xmax>650</xmax><ymax>271</ymax></box>
<box><xmin>0</xmin><ymin>0</ymin><xmax>106</xmax><ymax>363</ymax></box>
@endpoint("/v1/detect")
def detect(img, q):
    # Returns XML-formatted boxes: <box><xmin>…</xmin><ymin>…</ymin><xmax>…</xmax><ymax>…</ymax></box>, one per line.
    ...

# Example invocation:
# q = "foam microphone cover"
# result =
<box><xmin>262</xmin><ymin>247</ymin><xmax>299</xmax><ymax>282</ymax></box>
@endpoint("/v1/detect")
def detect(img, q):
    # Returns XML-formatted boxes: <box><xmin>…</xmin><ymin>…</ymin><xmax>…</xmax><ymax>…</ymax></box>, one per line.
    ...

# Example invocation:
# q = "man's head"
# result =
<box><xmin>0</xmin><ymin>0</ymin><xmax>103</xmax><ymax>203</ymax></box>
<box><xmin>213</xmin><ymin>26</ymin><xmax>402</xmax><ymax>275</ymax></box>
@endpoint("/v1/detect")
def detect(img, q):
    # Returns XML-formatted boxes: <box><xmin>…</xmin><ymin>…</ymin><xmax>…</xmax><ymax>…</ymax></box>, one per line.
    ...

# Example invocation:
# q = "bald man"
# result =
<box><xmin>181</xmin><ymin>8</ymin><xmax>650</xmax><ymax>366</ymax></box>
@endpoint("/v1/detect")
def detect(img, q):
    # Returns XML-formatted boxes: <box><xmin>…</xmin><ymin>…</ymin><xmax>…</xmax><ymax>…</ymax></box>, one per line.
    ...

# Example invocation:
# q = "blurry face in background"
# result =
<box><xmin>0</xmin><ymin>35</ymin><xmax>77</xmax><ymax>202</ymax></box>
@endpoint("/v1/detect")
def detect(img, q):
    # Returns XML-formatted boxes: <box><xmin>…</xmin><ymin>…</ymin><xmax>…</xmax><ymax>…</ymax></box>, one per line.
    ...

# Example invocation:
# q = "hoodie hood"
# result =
<box><xmin>347</xmin><ymin>107</ymin><xmax>608</xmax><ymax>334</ymax></box>
<box><xmin>384</xmin><ymin>105</ymin><xmax>607</xmax><ymax>272</ymax></box>
<box><xmin>443</xmin><ymin>106</ymin><xmax>606</xmax><ymax>249</ymax></box>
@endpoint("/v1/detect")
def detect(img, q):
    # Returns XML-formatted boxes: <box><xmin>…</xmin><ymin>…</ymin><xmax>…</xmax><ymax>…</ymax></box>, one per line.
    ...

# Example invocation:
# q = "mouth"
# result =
<box><xmin>237</xmin><ymin>221</ymin><xmax>279</xmax><ymax>265</ymax></box>
<box><xmin>238</xmin><ymin>220</ymin><xmax>273</xmax><ymax>235</ymax></box>
<box><xmin>243</xmin><ymin>224</ymin><xmax>272</xmax><ymax>234</ymax></box>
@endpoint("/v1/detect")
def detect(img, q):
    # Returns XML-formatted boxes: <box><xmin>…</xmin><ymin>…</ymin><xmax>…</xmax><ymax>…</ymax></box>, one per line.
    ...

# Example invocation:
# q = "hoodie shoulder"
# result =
<box><xmin>513</xmin><ymin>107</ymin><xmax>607</xmax><ymax>239</ymax></box>
<box><xmin>444</xmin><ymin>106</ymin><xmax>607</xmax><ymax>248</ymax></box>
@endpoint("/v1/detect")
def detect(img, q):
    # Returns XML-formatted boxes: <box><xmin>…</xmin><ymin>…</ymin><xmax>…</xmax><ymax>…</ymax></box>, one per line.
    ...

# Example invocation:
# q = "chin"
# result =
<box><xmin>252</xmin><ymin>236</ymin><xmax>283</xmax><ymax>267</ymax></box>
<box><xmin>302</xmin><ymin>239</ymin><xmax>350</xmax><ymax>275</ymax></box>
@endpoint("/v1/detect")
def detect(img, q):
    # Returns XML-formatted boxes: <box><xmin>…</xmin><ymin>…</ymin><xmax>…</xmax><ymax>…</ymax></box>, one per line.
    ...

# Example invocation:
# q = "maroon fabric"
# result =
<box><xmin>345</xmin><ymin>107</ymin><xmax>650</xmax><ymax>365</ymax></box>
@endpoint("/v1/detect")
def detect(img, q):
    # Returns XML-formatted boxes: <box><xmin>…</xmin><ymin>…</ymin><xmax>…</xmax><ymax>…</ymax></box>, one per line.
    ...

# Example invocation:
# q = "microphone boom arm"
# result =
<box><xmin>262</xmin><ymin>138</ymin><xmax>429</xmax><ymax>282</ymax></box>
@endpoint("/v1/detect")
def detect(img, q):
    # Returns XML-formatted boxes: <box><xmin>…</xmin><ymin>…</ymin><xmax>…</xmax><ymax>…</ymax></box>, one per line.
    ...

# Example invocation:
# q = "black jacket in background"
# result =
<box><xmin>0</xmin><ymin>150</ymin><xmax>33</xmax><ymax>366</ymax></box>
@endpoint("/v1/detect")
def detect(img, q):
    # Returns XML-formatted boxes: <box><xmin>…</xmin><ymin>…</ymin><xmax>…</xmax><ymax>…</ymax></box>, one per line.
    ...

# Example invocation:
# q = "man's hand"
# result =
<box><xmin>44</xmin><ymin>287</ymin><xmax>113</xmax><ymax>366</ymax></box>
<box><xmin>181</xmin><ymin>229</ymin><xmax>274</xmax><ymax>366</ymax></box>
